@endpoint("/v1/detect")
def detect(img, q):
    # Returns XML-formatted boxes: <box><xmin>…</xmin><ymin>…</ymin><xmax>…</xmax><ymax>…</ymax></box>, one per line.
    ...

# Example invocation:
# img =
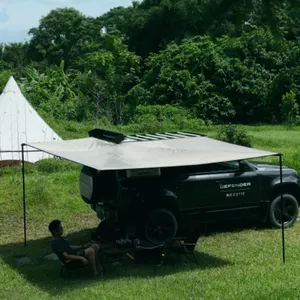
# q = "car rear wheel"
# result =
<box><xmin>268</xmin><ymin>194</ymin><xmax>299</xmax><ymax>228</ymax></box>
<box><xmin>144</xmin><ymin>208</ymin><xmax>178</xmax><ymax>245</ymax></box>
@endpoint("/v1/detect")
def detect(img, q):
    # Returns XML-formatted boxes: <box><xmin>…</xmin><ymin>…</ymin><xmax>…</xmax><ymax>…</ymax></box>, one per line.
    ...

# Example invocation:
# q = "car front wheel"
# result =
<box><xmin>268</xmin><ymin>194</ymin><xmax>299</xmax><ymax>228</ymax></box>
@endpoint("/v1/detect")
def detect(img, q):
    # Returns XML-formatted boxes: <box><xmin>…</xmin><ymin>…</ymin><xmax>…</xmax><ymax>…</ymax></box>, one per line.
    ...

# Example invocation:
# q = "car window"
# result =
<box><xmin>213</xmin><ymin>161</ymin><xmax>253</xmax><ymax>172</ymax></box>
<box><xmin>214</xmin><ymin>161</ymin><xmax>240</xmax><ymax>171</ymax></box>
<box><xmin>161</xmin><ymin>161</ymin><xmax>248</xmax><ymax>176</ymax></box>
<box><xmin>162</xmin><ymin>164</ymin><xmax>212</xmax><ymax>176</ymax></box>
<box><xmin>162</xmin><ymin>164</ymin><xmax>224</xmax><ymax>176</ymax></box>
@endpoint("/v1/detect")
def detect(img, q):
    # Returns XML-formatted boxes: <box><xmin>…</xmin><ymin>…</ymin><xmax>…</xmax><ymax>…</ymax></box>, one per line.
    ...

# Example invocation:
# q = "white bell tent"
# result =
<box><xmin>0</xmin><ymin>76</ymin><xmax>61</xmax><ymax>163</ymax></box>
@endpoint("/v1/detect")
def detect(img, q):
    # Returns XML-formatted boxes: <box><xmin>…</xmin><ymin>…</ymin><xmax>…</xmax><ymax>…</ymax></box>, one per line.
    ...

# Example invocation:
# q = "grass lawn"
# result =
<box><xmin>1</xmin><ymin>124</ymin><xmax>300</xmax><ymax>299</ymax></box>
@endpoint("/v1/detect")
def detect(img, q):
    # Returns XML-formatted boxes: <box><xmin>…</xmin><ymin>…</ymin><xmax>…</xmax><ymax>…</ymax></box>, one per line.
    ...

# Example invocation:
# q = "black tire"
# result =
<box><xmin>268</xmin><ymin>194</ymin><xmax>299</xmax><ymax>228</ymax></box>
<box><xmin>144</xmin><ymin>208</ymin><xmax>178</xmax><ymax>244</ymax></box>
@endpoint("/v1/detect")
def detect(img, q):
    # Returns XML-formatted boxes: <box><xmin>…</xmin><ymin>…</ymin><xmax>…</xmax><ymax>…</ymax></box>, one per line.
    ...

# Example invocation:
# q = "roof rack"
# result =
<box><xmin>89</xmin><ymin>129</ymin><xmax>206</xmax><ymax>144</ymax></box>
<box><xmin>124</xmin><ymin>131</ymin><xmax>206</xmax><ymax>143</ymax></box>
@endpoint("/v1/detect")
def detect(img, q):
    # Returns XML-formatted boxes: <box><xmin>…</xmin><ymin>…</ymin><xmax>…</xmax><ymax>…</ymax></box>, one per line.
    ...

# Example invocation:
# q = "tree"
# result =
<box><xmin>21</xmin><ymin>61</ymin><xmax>91</xmax><ymax>121</ymax></box>
<box><xmin>0</xmin><ymin>70</ymin><xmax>13</xmax><ymax>92</ymax></box>
<box><xmin>0</xmin><ymin>43</ymin><xmax>29</xmax><ymax>78</ymax></box>
<box><xmin>203</xmin><ymin>0</ymin><xmax>300</xmax><ymax>35</ymax></box>
<box><xmin>77</xmin><ymin>30</ymin><xmax>141</xmax><ymax>124</ymax></box>
<box><xmin>131</xmin><ymin>36</ymin><xmax>237</xmax><ymax>123</ymax></box>
<box><xmin>99</xmin><ymin>0</ymin><xmax>300</xmax><ymax>57</ymax></box>
<box><xmin>28</xmin><ymin>8</ymin><xmax>100</xmax><ymax>68</ymax></box>
<box><xmin>1</xmin><ymin>0</ymin><xmax>300</xmax><ymax>126</ymax></box>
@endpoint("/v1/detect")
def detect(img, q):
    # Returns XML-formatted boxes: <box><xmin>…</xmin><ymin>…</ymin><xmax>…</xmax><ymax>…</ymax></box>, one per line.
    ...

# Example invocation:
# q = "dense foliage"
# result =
<box><xmin>217</xmin><ymin>124</ymin><xmax>252</xmax><ymax>147</ymax></box>
<box><xmin>1</xmin><ymin>0</ymin><xmax>300</xmax><ymax>126</ymax></box>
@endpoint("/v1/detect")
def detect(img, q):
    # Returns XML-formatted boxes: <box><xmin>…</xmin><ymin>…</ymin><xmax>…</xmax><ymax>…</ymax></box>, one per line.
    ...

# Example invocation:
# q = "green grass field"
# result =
<box><xmin>1</xmin><ymin>124</ymin><xmax>300</xmax><ymax>300</ymax></box>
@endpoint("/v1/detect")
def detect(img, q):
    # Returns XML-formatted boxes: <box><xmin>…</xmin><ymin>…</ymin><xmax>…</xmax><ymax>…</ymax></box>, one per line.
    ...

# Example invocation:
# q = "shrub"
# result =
<box><xmin>0</xmin><ymin>70</ymin><xmax>13</xmax><ymax>92</ymax></box>
<box><xmin>281</xmin><ymin>90</ymin><xmax>299</xmax><ymax>128</ymax></box>
<box><xmin>128</xmin><ymin>104</ymin><xmax>205</xmax><ymax>133</ymax></box>
<box><xmin>36</xmin><ymin>158</ymin><xmax>80</xmax><ymax>173</ymax></box>
<box><xmin>217</xmin><ymin>125</ymin><xmax>252</xmax><ymax>147</ymax></box>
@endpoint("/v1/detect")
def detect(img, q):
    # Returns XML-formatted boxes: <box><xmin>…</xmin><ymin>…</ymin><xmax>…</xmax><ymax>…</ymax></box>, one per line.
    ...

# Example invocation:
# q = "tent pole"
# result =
<box><xmin>279</xmin><ymin>154</ymin><xmax>285</xmax><ymax>263</ymax></box>
<box><xmin>21</xmin><ymin>144</ymin><xmax>27</xmax><ymax>247</ymax></box>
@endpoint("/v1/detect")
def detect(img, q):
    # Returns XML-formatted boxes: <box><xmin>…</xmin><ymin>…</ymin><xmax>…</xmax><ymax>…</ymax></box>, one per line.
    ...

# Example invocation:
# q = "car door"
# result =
<box><xmin>208</xmin><ymin>161</ymin><xmax>259</xmax><ymax>214</ymax></box>
<box><xmin>170</xmin><ymin>164</ymin><xmax>217</xmax><ymax>210</ymax></box>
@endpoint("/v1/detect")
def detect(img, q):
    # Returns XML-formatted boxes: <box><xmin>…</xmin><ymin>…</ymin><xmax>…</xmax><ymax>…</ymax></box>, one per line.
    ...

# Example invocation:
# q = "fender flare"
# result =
<box><xmin>270</xmin><ymin>181</ymin><xmax>300</xmax><ymax>203</ymax></box>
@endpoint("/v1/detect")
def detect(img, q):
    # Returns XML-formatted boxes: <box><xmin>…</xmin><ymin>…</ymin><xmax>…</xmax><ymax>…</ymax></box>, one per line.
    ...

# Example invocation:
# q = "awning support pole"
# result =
<box><xmin>279</xmin><ymin>154</ymin><xmax>285</xmax><ymax>263</ymax></box>
<box><xmin>22</xmin><ymin>144</ymin><xmax>27</xmax><ymax>247</ymax></box>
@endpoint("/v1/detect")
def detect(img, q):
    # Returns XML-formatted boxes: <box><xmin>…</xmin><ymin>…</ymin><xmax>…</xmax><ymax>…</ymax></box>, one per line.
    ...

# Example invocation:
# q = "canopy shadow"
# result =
<box><xmin>0</xmin><ymin>228</ymin><xmax>231</xmax><ymax>296</ymax></box>
<box><xmin>199</xmin><ymin>219</ymin><xmax>268</xmax><ymax>237</ymax></box>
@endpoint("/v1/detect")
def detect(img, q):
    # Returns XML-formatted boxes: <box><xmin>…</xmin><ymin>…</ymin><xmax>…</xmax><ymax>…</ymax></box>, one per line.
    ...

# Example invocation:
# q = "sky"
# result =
<box><xmin>0</xmin><ymin>0</ymin><xmax>137</xmax><ymax>44</ymax></box>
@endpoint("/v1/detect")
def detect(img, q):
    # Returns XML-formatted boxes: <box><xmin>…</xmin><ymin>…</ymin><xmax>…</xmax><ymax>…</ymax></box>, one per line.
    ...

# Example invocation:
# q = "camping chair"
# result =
<box><xmin>59</xmin><ymin>259</ymin><xmax>87</xmax><ymax>278</ymax></box>
<box><xmin>53</xmin><ymin>250</ymin><xmax>87</xmax><ymax>278</ymax></box>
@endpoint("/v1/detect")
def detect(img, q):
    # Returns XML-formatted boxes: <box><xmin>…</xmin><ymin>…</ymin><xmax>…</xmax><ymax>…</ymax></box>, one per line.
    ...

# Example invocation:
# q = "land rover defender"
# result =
<box><xmin>79</xmin><ymin>131</ymin><xmax>300</xmax><ymax>247</ymax></box>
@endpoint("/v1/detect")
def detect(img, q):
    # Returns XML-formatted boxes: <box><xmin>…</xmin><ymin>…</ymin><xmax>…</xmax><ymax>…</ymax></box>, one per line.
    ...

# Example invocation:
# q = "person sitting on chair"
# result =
<box><xmin>48</xmin><ymin>219</ymin><xmax>103</xmax><ymax>277</ymax></box>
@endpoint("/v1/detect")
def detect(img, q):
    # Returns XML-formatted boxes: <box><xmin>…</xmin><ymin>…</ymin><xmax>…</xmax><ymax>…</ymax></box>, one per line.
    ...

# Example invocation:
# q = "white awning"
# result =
<box><xmin>25</xmin><ymin>134</ymin><xmax>279</xmax><ymax>170</ymax></box>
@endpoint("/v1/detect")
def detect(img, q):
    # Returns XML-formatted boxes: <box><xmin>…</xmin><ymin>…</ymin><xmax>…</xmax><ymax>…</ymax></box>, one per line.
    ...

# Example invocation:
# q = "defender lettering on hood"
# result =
<box><xmin>220</xmin><ymin>182</ymin><xmax>251</xmax><ymax>189</ymax></box>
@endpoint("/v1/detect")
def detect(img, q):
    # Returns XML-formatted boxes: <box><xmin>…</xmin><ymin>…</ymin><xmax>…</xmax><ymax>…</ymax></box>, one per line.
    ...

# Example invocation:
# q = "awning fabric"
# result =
<box><xmin>25</xmin><ymin>135</ymin><xmax>278</xmax><ymax>171</ymax></box>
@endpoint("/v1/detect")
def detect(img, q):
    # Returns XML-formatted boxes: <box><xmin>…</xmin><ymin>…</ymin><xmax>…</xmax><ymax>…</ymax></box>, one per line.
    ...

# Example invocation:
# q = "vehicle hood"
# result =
<box><xmin>249</xmin><ymin>161</ymin><xmax>298</xmax><ymax>175</ymax></box>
